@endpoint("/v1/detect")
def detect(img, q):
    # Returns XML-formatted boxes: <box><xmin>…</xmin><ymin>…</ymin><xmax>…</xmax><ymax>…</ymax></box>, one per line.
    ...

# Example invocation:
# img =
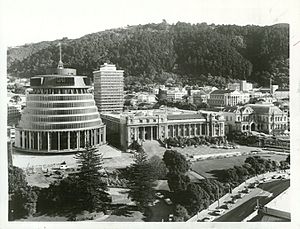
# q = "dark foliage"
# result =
<box><xmin>162</xmin><ymin>150</ymin><xmax>190</xmax><ymax>174</ymax></box>
<box><xmin>37</xmin><ymin>147</ymin><xmax>111</xmax><ymax>215</ymax></box>
<box><xmin>8</xmin><ymin>165</ymin><xmax>38</xmax><ymax>220</ymax></box>
<box><xmin>124</xmin><ymin>147</ymin><xmax>156</xmax><ymax>211</ymax></box>
<box><xmin>7</xmin><ymin>22</ymin><xmax>289</xmax><ymax>87</ymax></box>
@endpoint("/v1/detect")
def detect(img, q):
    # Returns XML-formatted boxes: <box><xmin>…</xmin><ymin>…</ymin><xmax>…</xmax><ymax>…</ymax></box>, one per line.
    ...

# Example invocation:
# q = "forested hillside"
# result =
<box><xmin>7</xmin><ymin>21</ymin><xmax>289</xmax><ymax>88</ymax></box>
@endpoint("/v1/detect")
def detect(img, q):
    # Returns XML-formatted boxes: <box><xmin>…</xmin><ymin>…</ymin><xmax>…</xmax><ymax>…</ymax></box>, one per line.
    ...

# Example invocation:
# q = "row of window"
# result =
<box><xmin>23</xmin><ymin>107</ymin><xmax>98</xmax><ymax>115</ymax></box>
<box><xmin>26</xmin><ymin>101</ymin><xmax>96</xmax><ymax>108</ymax></box>
<box><xmin>27</xmin><ymin>94</ymin><xmax>93</xmax><ymax>101</ymax></box>
<box><xmin>21</xmin><ymin>120</ymin><xmax>102</xmax><ymax>130</ymax></box>
<box><xmin>30</xmin><ymin>88</ymin><xmax>90</xmax><ymax>94</ymax></box>
<box><xmin>25</xmin><ymin>113</ymin><xmax>100</xmax><ymax>122</ymax></box>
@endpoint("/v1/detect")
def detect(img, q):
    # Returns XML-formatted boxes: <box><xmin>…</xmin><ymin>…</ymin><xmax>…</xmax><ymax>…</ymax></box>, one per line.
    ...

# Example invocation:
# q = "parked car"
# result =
<box><xmin>229</xmin><ymin>198</ymin><xmax>237</xmax><ymax>204</ymax></box>
<box><xmin>164</xmin><ymin>198</ymin><xmax>173</xmax><ymax>205</ymax></box>
<box><xmin>155</xmin><ymin>192</ymin><xmax>164</xmax><ymax>198</ymax></box>
<box><xmin>199</xmin><ymin>216</ymin><xmax>215</xmax><ymax>222</ymax></box>
<box><xmin>220</xmin><ymin>204</ymin><xmax>230</xmax><ymax>210</ymax></box>
<box><xmin>214</xmin><ymin>209</ymin><xmax>226</xmax><ymax>215</ymax></box>
<box><xmin>242</xmin><ymin>188</ymin><xmax>250</xmax><ymax>194</ymax></box>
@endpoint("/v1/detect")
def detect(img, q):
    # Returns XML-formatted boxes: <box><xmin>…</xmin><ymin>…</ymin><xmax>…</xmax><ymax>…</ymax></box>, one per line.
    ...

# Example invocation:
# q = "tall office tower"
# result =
<box><xmin>14</xmin><ymin>45</ymin><xmax>106</xmax><ymax>153</ymax></box>
<box><xmin>93</xmin><ymin>63</ymin><xmax>124</xmax><ymax>113</ymax></box>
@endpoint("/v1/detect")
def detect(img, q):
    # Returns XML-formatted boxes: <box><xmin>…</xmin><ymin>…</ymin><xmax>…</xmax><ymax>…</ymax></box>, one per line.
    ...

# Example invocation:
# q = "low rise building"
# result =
<box><xmin>166</xmin><ymin>87</ymin><xmax>188</xmax><ymax>102</ymax></box>
<box><xmin>101</xmin><ymin>108</ymin><xmax>225</xmax><ymax>150</ymax></box>
<box><xmin>208</xmin><ymin>90</ymin><xmax>249</xmax><ymax>107</ymax></box>
<box><xmin>223</xmin><ymin>103</ymin><xmax>288</xmax><ymax>135</ymax></box>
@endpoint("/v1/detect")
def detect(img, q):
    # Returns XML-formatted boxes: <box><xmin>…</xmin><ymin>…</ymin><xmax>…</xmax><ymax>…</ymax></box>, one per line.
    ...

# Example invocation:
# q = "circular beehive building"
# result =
<box><xmin>14</xmin><ymin>66</ymin><xmax>106</xmax><ymax>154</ymax></box>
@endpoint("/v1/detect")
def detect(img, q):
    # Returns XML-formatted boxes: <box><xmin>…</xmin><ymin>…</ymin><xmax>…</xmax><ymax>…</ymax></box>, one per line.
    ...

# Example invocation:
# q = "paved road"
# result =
<box><xmin>214</xmin><ymin>179</ymin><xmax>290</xmax><ymax>222</ymax></box>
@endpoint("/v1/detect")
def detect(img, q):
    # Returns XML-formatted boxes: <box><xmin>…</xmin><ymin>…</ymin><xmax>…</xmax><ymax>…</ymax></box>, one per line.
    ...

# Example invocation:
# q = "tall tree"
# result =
<box><xmin>74</xmin><ymin>147</ymin><xmax>111</xmax><ymax>212</ymax></box>
<box><xmin>125</xmin><ymin>147</ymin><xmax>156</xmax><ymax>211</ymax></box>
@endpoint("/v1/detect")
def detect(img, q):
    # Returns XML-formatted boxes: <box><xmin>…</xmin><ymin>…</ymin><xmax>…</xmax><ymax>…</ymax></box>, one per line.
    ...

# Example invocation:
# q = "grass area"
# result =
<box><xmin>191</xmin><ymin>153</ymin><xmax>287</xmax><ymax>178</ymax></box>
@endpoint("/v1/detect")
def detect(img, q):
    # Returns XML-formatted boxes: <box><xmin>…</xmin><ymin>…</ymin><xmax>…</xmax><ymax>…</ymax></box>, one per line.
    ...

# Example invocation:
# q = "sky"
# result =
<box><xmin>0</xmin><ymin>0</ymin><xmax>291</xmax><ymax>47</ymax></box>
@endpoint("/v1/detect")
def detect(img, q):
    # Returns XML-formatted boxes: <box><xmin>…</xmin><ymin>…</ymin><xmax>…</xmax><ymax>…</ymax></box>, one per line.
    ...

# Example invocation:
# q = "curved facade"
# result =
<box><xmin>14</xmin><ymin>68</ymin><xmax>106</xmax><ymax>153</ymax></box>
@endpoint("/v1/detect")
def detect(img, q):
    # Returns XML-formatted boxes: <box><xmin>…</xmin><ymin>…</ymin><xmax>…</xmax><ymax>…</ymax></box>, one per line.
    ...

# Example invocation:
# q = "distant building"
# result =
<box><xmin>223</xmin><ymin>103</ymin><xmax>288</xmax><ymax>134</ymax></box>
<box><xmin>208</xmin><ymin>90</ymin><xmax>249</xmax><ymax>107</ymax></box>
<box><xmin>192</xmin><ymin>91</ymin><xmax>208</xmax><ymax>105</ymax></box>
<box><xmin>227</xmin><ymin>80</ymin><xmax>253</xmax><ymax>91</ymax></box>
<box><xmin>248</xmin><ymin>104</ymin><xmax>288</xmax><ymax>134</ymax></box>
<box><xmin>223</xmin><ymin>106</ymin><xmax>255</xmax><ymax>133</ymax></box>
<box><xmin>137</xmin><ymin>92</ymin><xmax>157</xmax><ymax>103</ymax></box>
<box><xmin>101</xmin><ymin>108</ymin><xmax>225</xmax><ymax>150</ymax></box>
<box><xmin>166</xmin><ymin>87</ymin><xmax>188</xmax><ymax>102</ymax></box>
<box><xmin>93</xmin><ymin>63</ymin><xmax>124</xmax><ymax>113</ymax></box>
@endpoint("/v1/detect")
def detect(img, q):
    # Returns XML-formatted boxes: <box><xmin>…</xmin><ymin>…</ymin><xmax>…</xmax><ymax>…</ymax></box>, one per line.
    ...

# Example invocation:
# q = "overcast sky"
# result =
<box><xmin>0</xmin><ymin>0</ymin><xmax>291</xmax><ymax>47</ymax></box>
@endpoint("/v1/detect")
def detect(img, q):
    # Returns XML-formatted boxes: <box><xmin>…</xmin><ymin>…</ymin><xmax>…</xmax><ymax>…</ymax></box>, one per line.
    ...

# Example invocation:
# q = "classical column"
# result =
<box><xmin>135</xmin><ymin>127</ymin><xmax>138</xmax><ymax>141</ymax></box>
<box><xmin>47</xmin><ymin>132</ymin><xmax>51</xmax><ymax>151</ymax></box>
<box><xmin>200</xmin><ymin>124</ymin><xmax>202</xmax><ymax>136</ymax></box>
<box><xmin>28</xmin><ymin>132</ymin><xmax>32</xmax><ymax>149</ymax></box>
<box><xmin>206</xmin><ymin>123</ymin><xmax>210</xmax><ymax>136</ymax></box>
<box><xmin>103</xmin><ymin>126</ymin><xmax>106</xmax><ymax>143</ymax></box>
<box><xmin>143</xmin><ymin>127</ymin><xmax>145</xmax><ymax>140</ymax></box>
<box><xmin>77</xmin><ymin>131</ymin><xmax>80</xmax><ymax>149</ymax></box>
<box><xmin>37</xmin><ymin>132</ymin><xmax>40</xmax><ymax>151</ymax></box>
<box><xmin>94</xmin><ymin>129</ymin><xmax>97</xmax><ymax>145</ymax></box>
<box><xmin>84</xmin><ymin>130</ymin><xmax>87</xmax><ymax>146</ymax></box>
<box><xmin>150</xmin><ymin>126</ymin><xmax>153</xmax><ymax>140</ymax></box>
<box><xmin>22</xmin><ymin>131</ymin><xmax>25</xmax><ymax>148</ymax></box>
<box><xmin>68</xmin><ymin>131</ymin><xmax>70</xmax><ymax>150</ymax></box>
<box><xmin>58</xmin><ymin>132</ymin><xmax>60</xmax><ymax>151</ymax></box>
<box><xmin>173</xmin><ymin>125</ymin><xmax>175</xmax><ymax>137</ymax></box>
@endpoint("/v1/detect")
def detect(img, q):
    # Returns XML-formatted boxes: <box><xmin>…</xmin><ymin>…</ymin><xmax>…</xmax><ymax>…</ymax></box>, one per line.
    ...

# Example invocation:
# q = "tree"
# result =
<box><xmin>8</xmin><ymin>165</ymin><xmax>38</xmax><ymax>220</ymax></box>
<box><xmin>148</xmin><ymin>155</ymin><xmax>167</xmax><ymax>180</ymax></box>
<box><xmin>74</xmin><ymin>147</ymin><xmax>111</xmax><ymax>212</ymax></box>
<box><xmin>174</xmin><ymin>204</ymin><xmax>190</xmax><ymax>222</ymax></box>
<box><xmin>162</xmin><ymin>150</ymin><xmax>190</xmax><ymax>174</ymax></box>
<box><xmin>166</xmin><ymin>172</ymin><xmax>190</xmax><ymax>192</ymax></box>
<box><xmin>125</xmin><ymin>147</ymin><xmax>156</xmax><ymax>211</ymax></box>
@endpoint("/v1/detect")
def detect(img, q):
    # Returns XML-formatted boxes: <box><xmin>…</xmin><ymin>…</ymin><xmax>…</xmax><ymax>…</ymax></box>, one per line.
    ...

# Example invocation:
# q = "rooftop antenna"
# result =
<box><xmin>57</xmin><ymin>42</ymin><xmax>64</xmax><ymax>69</ymax></box>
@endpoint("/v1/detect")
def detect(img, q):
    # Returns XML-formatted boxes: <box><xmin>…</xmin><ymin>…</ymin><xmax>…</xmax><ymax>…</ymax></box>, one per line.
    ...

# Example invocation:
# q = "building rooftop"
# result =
<box><xmin>248</xmin><ymin>104</ymin><xmax>284</xmax><ymax>114</ymax></box>
<box><xmin>210</xmin><ymin>89</ymin><xmax>235</xmax><ymax>94</ymax></box>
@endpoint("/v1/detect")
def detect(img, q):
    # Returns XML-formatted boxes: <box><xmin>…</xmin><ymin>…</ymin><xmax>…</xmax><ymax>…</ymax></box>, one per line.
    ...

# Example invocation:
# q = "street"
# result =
<box><xmin>214</xmin><ymin>179</ymin><xmax>290</xmax><ymax>222</ymax></box>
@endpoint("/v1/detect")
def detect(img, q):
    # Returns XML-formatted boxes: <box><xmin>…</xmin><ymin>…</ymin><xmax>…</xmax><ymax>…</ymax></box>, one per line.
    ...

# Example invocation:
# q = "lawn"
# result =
<box><xmin>191</xmin><ymin>153</ymin><xmax>287</xmax><ymax>178</ymax></box>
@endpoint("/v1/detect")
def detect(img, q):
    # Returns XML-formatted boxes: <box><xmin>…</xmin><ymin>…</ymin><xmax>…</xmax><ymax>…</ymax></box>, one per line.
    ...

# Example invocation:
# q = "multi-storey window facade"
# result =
<box><xmin>93</xmin><ymin>63</ymin><xmax>124</xmax><ymax>113</ymax></box>
<box><xmin>14</xmin><ymin>67</ymin><xmax>106</xmax><ymax>154</ymax></box>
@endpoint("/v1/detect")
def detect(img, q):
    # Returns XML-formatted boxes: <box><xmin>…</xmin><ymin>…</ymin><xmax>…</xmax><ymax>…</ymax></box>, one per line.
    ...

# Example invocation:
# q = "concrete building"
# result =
<box><xmin>93</xmin><ymin>63</ymin><xmax>124</xmax><ymax>113</ymax></box>
<box><xmin>166</xmin><ymin>87</ymin><xmax>188</xmax><ymax>102</ymax></box>
<box><xmin>223</xmin><ymin>103</ymin><xmax>288</xmax><ymax>134</ymax></box>
<box><xmin>136</xmin><ymin>92</ymin><xmax>157</xmax><ymax>103</ymax></box>
<box><xmin>101</xmin><ymin>108</ymin><xmax>225</xmax><ymax>150</ymax></box>
<box><xmin>208</xmin><ymin>90</ymin><xmax>249</xmax><ymax>107</ymax></box>
<box><xmin>192</xmin><ymin>91</ymin><xmax>208</xmax><ymax>105</ymax></box>
<box><xmin>227</xmin><ymin>80</ymin><xmax>253</xmax><ymax>91</ymax></box>
<box><xmin>14</xmin><ymin>60</ymin><xmax>106</xmax><ymax>153</ymax></box>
